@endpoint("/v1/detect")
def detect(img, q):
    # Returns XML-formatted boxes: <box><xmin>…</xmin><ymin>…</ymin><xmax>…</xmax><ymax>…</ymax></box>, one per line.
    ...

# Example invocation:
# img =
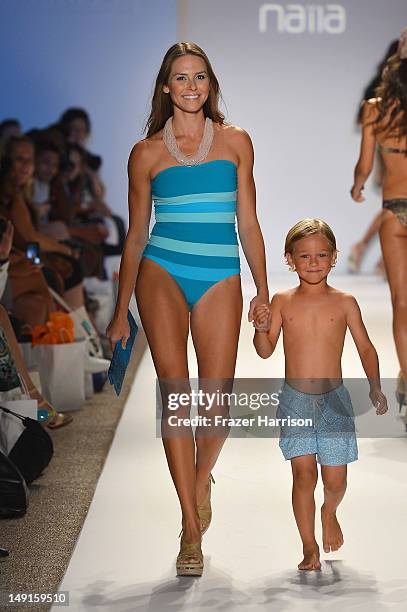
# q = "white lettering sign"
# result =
<box><xmin>259</xmin><ymin>4</ymin><xmax>346</xmax><ymax>34</ymax></box>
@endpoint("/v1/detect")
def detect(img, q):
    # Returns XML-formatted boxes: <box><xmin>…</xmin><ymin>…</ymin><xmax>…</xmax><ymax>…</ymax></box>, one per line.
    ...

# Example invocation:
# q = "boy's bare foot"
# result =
<box><xmin>321</xmin><ymin>505</ymin><xmax>344</xmax><ymax>552</ymax></box>
<box><xmin>298</xmin><ymin>545</ymin><xmax>321</xmax><ymax>570</ymax></box>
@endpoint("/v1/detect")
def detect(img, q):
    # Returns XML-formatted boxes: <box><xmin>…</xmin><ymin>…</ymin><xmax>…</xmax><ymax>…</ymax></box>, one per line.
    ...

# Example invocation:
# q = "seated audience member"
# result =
<box><xmin>51</xmin><ymin>143</ymin><xmax>119</xmax><ymax>267</ymax></box>
<box><xmin>59</xmin><ymin>108</ymin><xmax>104</xmax><ymax>196</ymax></box>
<box><xmin>0</xmin><ymin>217</ymin><xmax>71</xmax><ymax>429</ymax></box>
<box><xmin>1</xmin><ymin>136</ymin><xmax>82</xmax><ymax>296</ymax></box>
<box><xmin>61</xmin><ymin>143</ymin><xmax>110</xmax><ymax>219</ymax></box>
<box><xmin>58</xmin><ymin>108</ymin><xmax>125</xmax><ymax>257</ymax></box>
<box><xmin>31</xmin><ymin>140</ymin><xmax>64</xmax><ymax>230</ymax></box>
<box><xmin>0</xmin><ymin>219</ymin><xmax>54</xmax><ymax>332</ymax></box>
<box><xmin>32</xmin><ymin>140</ymin><xmax>105</xmax><ymax>278</ymax></box>
<box><xmin>0</xmin><ymin>136</ymin><xmax>104</xmax><ymax>357</ymax></box>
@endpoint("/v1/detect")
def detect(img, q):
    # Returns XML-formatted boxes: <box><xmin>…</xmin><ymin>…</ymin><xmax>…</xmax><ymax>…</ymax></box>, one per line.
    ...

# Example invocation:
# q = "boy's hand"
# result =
<box><xmin>248</xmin><ymin>291</ymin><xmax>269</xmax><ymax>322</ymax></box>
<box><xmin>253</xmin><ymin>304</ymin><xmax>271</xmax><ymax>333</ymax></box>
<box><xmin>369</xmin><ymin>388</ymin><xmax>388</xmax><ymax>415</ymax></box>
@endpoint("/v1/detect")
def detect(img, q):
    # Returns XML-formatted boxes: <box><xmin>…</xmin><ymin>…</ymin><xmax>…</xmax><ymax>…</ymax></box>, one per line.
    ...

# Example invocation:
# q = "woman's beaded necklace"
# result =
<box><xmin>163</xmin><ymin>116</ymin><xmax>214</xmax><ymax>166</ymax></box>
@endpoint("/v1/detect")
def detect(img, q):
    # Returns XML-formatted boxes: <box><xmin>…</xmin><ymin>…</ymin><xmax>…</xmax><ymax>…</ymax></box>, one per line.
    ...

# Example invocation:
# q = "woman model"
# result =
<box><xmin>351</xmin><ymin>27</ymin><xmax>407</xmax><ymax>416</ymax></box>
<box><xmin>107</xmin><ymin>42</ymin><xmax>269</xmax><ymax>576</ymax></box>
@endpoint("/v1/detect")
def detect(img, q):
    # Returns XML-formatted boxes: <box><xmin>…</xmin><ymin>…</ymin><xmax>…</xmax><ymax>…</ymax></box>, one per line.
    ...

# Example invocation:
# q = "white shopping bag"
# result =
<box><xmin>32</xmin><ymin>338</ymin><xmax>86</xmax><ymax>412</ymax></box>
<box><xmin>0</xmin><ymin>398</ymin><xmax>38</xmax><ymax>455</ymax></box>
<box><xmin>47</xmin><ymin>288</ymin><xmax>102</xmax><ymax>357</ymax></box>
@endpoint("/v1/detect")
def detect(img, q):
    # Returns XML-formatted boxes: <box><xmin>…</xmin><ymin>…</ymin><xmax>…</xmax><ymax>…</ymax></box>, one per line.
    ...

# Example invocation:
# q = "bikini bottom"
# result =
<box><xmin>383</xmin><ymin>199</ymin><xmax>407</xmax><ymax>228</ymax></box>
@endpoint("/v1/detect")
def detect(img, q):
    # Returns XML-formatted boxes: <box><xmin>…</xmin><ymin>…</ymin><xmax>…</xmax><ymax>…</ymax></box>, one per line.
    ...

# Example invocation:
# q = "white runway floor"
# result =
<box><xmin>54</xmin><ymin>276</ymin><xmax>407</xmax><ymax>612</ymax></box>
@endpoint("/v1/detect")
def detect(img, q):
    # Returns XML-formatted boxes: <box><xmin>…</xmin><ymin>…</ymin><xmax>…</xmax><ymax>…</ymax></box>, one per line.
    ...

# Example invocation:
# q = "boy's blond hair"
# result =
<box><xmin>284</xmin><ymin>219</ymin><xmax>337</xmax><ymax>257</ymax></box>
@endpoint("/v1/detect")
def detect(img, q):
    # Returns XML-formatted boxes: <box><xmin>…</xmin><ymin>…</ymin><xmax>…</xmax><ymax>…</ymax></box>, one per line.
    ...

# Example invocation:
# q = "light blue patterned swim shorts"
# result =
<box><xmin>277</xmin><ymin>382</ymin><xmax>358</xmax><ymax>466</ymax></box>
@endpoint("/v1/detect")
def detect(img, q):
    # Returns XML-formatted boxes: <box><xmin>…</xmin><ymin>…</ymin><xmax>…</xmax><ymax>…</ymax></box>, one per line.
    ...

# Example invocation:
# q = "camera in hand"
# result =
<box><xmin>86</xmin><ymin>152</ymin><xmax>102</xmax><ymax>171</ymax></box>
<box><xmin>26</xmin><ymin>241</ymin><xmax>41</xmax><ymax>265</ymax></box>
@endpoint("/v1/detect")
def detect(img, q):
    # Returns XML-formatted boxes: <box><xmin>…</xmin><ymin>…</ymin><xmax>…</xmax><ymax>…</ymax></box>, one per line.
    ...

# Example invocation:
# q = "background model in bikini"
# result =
<box><xmin>351</xmin><ymin>26</ymin><xmax>407</xmax><ymax>417</ymax></box>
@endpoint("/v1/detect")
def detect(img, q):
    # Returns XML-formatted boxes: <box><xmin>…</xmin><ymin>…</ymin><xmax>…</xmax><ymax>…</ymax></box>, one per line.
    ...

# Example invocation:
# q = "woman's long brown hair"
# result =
<box><xmin>145</xmin><ymin>42</ymin><xmax>225</xmax><ymax>138</ymax></box>
<box><xmin>373</xmin><ymin>54</ymin><xmax>407</xmax><ymax>142</ymax></box>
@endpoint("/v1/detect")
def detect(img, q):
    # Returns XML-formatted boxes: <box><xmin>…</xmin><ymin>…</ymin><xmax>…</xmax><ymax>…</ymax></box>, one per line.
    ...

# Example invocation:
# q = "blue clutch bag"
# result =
<box><xmin>108</xmin><ymin>310</ymin><xmax>138</xmax><ymax>396</ymax></box>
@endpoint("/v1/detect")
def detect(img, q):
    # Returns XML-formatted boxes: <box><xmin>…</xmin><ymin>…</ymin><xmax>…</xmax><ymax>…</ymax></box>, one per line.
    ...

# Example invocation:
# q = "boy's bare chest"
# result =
<box><xmin>281</xmin><ymin>301</ymin><xmax>346</xmax><ymax>336</ymax></box>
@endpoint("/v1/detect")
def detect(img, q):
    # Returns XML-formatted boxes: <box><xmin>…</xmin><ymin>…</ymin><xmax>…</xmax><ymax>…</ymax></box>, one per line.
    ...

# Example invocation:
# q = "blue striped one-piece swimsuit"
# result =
<box><xmin>142</xmin><ymin>159</ymin><xmax>241</xmax><ymax>310</ymax></box>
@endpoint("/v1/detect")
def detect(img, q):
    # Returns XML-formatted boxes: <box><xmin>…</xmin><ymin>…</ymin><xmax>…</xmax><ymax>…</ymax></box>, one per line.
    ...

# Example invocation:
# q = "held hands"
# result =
<box><xmin>253</xmin><ymin>303</ymin><xmax>271</xmax><ymax>333</ymax></box>
<box><xmin>369</xmin><ymin>388</ymin><xmax>388</xmax><ymax>415</ymax></box>
<box><xmin>350</xmin><ymin>185</ymin><xmax>365</xmax><ymax>203</ymax></box>
<box><xmin>248</xmin><ymin>290</ymin><xmax>269</xmax><ymax>323</ymax></box>
<box><xmin>106</xmin><ymin>313</ymin><xmax>130</xmax><ymax>350</ymax></box>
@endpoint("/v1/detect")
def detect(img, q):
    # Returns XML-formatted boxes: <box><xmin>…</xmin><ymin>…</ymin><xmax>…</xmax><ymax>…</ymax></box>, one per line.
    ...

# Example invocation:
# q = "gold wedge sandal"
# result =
<box><xmin>176</xmin><ymin>533</ymin><xmax>203</xmax><ymax>577</ymax></box>
<box><xmin>197</xmin><ymin>473</ymin><xmax>215</xmax><ymax>535</ymax></box>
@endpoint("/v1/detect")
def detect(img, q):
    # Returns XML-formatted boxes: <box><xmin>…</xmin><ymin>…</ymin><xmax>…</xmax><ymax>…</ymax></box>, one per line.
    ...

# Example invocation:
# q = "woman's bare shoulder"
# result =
<box><xmin>128</xmin><ymin>132</ymin><xmax>164</xmax><ymax>173</ymax></box>
<box><xmin>219</xmin><ymin>123</ymin><xmax>252</xmax><ymax>143</ymax></box>
<box><xmin>219</xmin><ymin>123</ymin><xmax>253</xmax><ymax>162</ymax></box>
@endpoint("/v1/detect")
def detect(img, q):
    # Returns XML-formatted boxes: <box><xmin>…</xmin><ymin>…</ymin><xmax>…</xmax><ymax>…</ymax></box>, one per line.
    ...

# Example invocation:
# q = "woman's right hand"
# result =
<box><xmin>350</xmin><ymin>185</ymin><xmax>365</xmax><ymax>202</ymax></box>
<box><xmin>106</xmin><ymin>313</ymin><xmax>130</xmax><ymax>350</ymax></box>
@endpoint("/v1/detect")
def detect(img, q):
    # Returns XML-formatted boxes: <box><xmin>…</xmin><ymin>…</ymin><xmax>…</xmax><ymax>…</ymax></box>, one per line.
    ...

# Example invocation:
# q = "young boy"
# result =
<box><xmin>253</xmin><ymin>219</ymin><xmax>388</xmax><ymax>571</ymax></box>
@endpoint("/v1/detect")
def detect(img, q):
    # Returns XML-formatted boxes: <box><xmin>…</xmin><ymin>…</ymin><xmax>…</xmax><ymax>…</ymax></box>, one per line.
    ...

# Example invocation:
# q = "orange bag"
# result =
<box><xmin>31</xmin><ymin>312</ymin><xmax>75</xmax><ymax>345</ymax></box>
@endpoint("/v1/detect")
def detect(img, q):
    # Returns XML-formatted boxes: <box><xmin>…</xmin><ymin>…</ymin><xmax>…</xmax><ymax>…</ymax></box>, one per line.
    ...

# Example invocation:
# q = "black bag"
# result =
<box><xmin>0</xmin><ymin>449</ymin><xmax>28</xmax><ymax>518</ymax></box>
<box><xmin>0</xmin><ymin>406</ymin><xmax>53</xmax><ymax>484</ymax></box>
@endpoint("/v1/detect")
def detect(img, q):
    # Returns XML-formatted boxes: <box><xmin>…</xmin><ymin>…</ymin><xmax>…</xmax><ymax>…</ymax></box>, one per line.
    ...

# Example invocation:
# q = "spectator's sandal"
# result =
<box><xmin>45</xmin><ymin>412</ymin><xmax>73</xmax><ymax>429</ymax></box>
<box><xmin>36</xmin><ymin>398</ymin><xmax>73</xmax><ymax>429</ymax></box>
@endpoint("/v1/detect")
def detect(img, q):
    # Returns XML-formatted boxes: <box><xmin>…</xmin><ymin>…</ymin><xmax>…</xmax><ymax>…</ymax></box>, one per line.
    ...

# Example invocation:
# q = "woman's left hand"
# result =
<box><xmin>248</xmin><ymin>290</ymin><xmax>269</xmax><ymax>322</ymax></box>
